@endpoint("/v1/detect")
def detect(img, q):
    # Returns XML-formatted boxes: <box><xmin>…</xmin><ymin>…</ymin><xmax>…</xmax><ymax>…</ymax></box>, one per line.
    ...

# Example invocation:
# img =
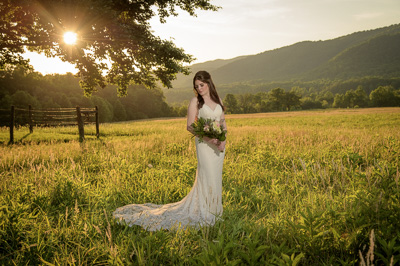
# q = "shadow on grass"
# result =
<box><xmin>20</xmin><ymin>132</ymin><xmax>32</xmax><ymax>141</ymax></box>
<box><xmin>0</xmin><ymin>132</ymin><xmax>32</xmax><ymax>145</ymax></box>
<box><xmin>1</xmin><ymin>136</ymin><xmax>104</xmax><ymax>146</ymax></box>
<box><xmin>58</xmin><ymin>131</ymin><xmax>150</xmax><ymax>137</ymax></box>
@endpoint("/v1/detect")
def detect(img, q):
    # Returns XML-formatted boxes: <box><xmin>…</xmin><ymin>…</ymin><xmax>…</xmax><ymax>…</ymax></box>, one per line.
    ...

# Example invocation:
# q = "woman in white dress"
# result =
<box><xmin>113</xmin><ymin>71</ymin><xmax>227</xmax><ymax>231</ymax></box>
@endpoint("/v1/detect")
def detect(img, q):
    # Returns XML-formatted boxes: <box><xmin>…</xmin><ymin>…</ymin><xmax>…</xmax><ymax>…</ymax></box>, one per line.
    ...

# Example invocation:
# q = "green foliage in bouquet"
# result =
<box><xmin>191</xmin><ymin>117</ymin><xmax>227</xmax><ymax>142</ymax></box>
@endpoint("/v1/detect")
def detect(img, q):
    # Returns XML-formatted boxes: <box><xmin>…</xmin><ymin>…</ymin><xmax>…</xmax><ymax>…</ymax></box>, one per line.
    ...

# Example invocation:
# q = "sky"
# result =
<box><xmin>23</xmin><ymin>0</ymin><xmax>400</xmax><ymax>74</ymax></box>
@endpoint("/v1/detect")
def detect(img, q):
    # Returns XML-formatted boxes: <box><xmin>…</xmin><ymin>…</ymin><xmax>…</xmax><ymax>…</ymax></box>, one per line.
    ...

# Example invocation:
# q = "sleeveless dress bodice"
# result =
<box><xmin>198</xmin><ymin>104</ymin><xmax>223</xmax><ymax>121</ymax></box>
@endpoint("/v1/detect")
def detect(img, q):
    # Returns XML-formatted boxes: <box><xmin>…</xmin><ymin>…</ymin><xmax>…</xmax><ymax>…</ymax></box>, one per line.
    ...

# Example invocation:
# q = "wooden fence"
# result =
<box><xmin>0</xmin><ymin>105</ymin><xmax>99</xmax><ymax>143</ymax></box>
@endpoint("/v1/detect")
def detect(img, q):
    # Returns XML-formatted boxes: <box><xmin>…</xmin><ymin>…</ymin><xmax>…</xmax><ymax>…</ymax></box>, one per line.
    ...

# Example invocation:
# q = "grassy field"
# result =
<box><xmin>1</xmin><ymin>108</ymin><xmax>399</xmax><ymax>265</ymax></box>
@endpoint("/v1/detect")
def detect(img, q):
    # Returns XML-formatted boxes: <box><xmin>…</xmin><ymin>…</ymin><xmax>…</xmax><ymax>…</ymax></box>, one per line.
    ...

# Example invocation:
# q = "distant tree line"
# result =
<box><xmin>1</xmin><ymin>67</ymin><xmax>400</xmax><ymax>122</ymax></box>
<box><xmin>222</xmin><ymin>85</ymin><xmax>400</xmax><ymax>114</ymax></box>
<box><xmin>164</xmin><ymin>76</ymin><xmax>400</xmax><ymax>104</ymax></box>
<box><xmin>0</xmin><ymin>67</ymin><xmax>185</xmax><ymax>122</ymax></box>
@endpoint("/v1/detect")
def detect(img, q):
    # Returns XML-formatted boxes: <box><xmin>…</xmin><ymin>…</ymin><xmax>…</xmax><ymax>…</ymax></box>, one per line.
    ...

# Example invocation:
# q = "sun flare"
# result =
<box><xmin>63</xmin><ymin>31</ymin><xmax>77</xmax><ymax>45</ymax></box>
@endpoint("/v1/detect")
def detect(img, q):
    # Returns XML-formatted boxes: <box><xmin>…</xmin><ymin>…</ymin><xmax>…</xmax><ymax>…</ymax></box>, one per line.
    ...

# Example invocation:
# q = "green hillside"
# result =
<box><xmin>165</xmin><ymin>23</ymin><xmax>400</xmax><ymax>104</ymax></box>
<box><xmin>171</xmin><ymin>56</ymin><xmax>248</xmax><ymax>88</ymax></box>
<box><xmin>308</xmin><ymin>33</ymin><xmax>400</xmax><ymax>79</ymax></box>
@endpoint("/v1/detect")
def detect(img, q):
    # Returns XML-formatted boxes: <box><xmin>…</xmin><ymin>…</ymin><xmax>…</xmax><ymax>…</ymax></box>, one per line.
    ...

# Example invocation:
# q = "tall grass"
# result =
<box><xmin>1</xmin><ymin>108</ymin><xmax>399</xmax><ymax>265</ymax></box>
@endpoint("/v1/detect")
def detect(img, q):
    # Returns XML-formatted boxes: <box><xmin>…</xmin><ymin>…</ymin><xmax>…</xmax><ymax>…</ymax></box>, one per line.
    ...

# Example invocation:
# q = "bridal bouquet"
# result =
<box><xmin>191</xmin><ymin>117</ymin><xmax>227</xmax><ymax>143</ymax></box>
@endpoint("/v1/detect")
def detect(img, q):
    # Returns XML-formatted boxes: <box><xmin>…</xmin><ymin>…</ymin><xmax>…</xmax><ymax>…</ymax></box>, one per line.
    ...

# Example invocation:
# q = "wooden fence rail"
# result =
<box><xmin>0</xmin><ymin>106</ymin><xmax>99</xmax><ymax>143</ymax></box>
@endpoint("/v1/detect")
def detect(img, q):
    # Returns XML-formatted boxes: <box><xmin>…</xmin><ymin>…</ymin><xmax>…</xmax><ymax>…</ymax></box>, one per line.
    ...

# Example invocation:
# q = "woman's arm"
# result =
<box><xmin>218</xmin><ymin>99</ymin><xmax>227</xmax><ymax>152</ymax></box>
<box><xmin>219</xmin><ymin>98</ymin><xmax>228</xmax><ymax>133</ymax></box>
<box><xmin>187</xmin><ymin>97</ymin><xmax>198</xmax><ymax>135</ymax></box>
<box><xmin>220</xmin><ymin>113</ymin><xmax>227</xmax><ymax>133</ymax></box>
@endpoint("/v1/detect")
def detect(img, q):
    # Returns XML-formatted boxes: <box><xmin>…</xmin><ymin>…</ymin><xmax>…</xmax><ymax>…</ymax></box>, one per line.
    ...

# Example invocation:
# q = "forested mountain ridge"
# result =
<box><xmin>165</xmin><ymin>23</ymin><xmax>400</xmax><ymax>103</ymax></box>
<box><xmin>171</xmin><ymin>55</ymin><xmax>248</xmax><ymax>88</ymax></box>
<box><xmin>307</xmin><ymin>33</ymin><xmax>400</xmax><ymax>79</ymax></box>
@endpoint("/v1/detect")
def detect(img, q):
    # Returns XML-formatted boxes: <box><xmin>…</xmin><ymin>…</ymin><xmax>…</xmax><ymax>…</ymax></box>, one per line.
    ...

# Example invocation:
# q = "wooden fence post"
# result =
<box><xmin>28</xmin><ymin>105</ymin><xmax>33</xmax><ymax>133</ymax></box>
<box><xmin>95</xmin><ymin>106</ymin><xmax>99</xmax><ymax>139</ymax></box>
<box><xmin>9</xmin><ymin>106</ymin><xmax>14</xmax><ymax>144</ymax></box>
<box><xmin>76</xmin><ymin>106</ymin><xmax>85</xmax><ymax>142</ymax></box>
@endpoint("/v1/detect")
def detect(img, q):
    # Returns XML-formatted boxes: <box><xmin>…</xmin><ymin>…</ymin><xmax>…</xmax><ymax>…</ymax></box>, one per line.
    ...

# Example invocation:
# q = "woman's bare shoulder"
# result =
<box><xmin>189</xmin><ymin>97</ymin><xmax>198</xmax><ymax>106</ymax></box>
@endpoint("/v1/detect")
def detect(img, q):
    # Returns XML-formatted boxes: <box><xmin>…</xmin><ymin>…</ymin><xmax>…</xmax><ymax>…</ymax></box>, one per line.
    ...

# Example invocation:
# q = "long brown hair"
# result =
<box><xmin>193</xmin><ymin>70</ymin><xmax>225</xmax><ymax>111</ymax></box>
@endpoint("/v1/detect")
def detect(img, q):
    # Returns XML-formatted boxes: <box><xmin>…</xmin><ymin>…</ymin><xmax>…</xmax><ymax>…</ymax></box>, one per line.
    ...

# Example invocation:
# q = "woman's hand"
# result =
<box><xmin>202</xmin><ymin>136</ymin><xmax>225</xmax><ymax>152</ymax></box>
<box><xmin>205</xmin><ymin>137</ymin><xmax>225</xmax><ymax>152</ymax></box>
<box><xmin>203</xmin><ymin>137</ymin><xmax>221</xmax><ymax>147</ymax></box>
<box><xmin>204</xmin><ymin>137</ymin><xmax>218</xmax><ymax>145</ymax></box>
<box><xmin>217</xmin><ymin>141</ymin><xmax>226</xmax><ymax>152</ymax></box>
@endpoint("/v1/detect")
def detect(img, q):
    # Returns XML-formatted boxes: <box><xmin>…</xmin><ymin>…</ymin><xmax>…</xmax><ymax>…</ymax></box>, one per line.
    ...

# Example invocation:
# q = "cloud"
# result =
<box><xmin>354</xmin><ymin>12</ymin><xmax>383</xmax><ymax>20</ymax></box>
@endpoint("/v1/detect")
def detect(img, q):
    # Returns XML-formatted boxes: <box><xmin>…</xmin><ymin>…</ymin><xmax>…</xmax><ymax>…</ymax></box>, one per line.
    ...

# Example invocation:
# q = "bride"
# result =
<box><xmin>113</xmin><ymin>71</ymin><xmax>227</xmax><ymax>231</ymax></box>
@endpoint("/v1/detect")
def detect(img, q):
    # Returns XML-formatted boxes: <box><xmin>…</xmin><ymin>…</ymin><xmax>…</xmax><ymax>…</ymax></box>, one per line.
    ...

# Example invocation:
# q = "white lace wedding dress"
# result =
<box><xmin>113</xmin><ymin>104</ymin><xmax>224</xmax><ymax>231</ymax></box>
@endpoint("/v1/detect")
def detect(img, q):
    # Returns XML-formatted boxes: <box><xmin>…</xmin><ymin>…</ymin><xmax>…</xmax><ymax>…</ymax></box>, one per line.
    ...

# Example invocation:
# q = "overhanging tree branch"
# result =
<box><xmin>0</xmin><ymin>0</ymin><xmax>220</xmax><ymax>96</ymax></box>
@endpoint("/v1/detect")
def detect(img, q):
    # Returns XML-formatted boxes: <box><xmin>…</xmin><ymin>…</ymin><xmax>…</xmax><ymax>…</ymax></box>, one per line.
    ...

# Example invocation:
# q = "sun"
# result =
<box><xmin>63</xmin><ymin>31</ymin><xmax>77</xmax><ymax>45</ymax></box>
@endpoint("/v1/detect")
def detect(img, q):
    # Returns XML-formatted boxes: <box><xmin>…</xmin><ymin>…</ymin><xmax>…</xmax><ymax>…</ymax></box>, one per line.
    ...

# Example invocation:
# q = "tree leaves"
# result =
<box><xmin>0</xmin><ymin>0</ymin><xmax>219</xmax><ymax>95</ymax></box>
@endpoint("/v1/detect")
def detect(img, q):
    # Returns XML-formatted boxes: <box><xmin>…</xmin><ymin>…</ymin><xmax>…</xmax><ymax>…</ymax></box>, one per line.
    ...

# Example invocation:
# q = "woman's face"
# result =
<box><xmin>194</xmin><ymin>80</ymin><xmax>210</xmax><ymax>97</ymax></box>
